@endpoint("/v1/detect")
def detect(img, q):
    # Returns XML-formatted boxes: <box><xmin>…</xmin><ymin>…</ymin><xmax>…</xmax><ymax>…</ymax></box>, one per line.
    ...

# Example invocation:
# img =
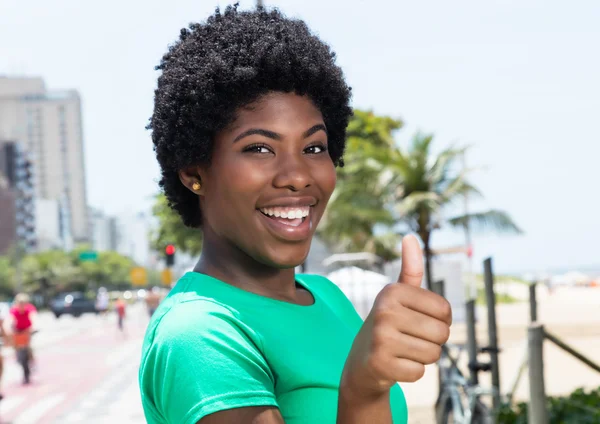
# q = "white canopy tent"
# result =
<box><xmin>327</xmin><ymin>266</ymin><xmax>392</xmax><ymax>319</ymax></box>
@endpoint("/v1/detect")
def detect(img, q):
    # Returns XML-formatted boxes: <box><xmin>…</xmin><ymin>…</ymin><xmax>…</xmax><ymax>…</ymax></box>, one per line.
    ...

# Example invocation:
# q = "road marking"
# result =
<box><xmin>79</xmin><ymin>398</ymin><xmax>99</xmax><ymax>409</ymax></box>
<box><xmin>61</xmin><ymin>410</ymin><xmax>86</xmax><ymax>423</ymax></box>
<box><xmin>0</xmin><ymin>395</ymin><xmax>26</xmax><ymax>414</ymax></box>
<box><xmin>13</xmin><ymin>393</ymin><xmax>65</xmax><ymax>423</ymax></box>
<box><xmin>105</xmin><ymin>340</ymin><xmax>141</xmax><ymax>367</ymax></box>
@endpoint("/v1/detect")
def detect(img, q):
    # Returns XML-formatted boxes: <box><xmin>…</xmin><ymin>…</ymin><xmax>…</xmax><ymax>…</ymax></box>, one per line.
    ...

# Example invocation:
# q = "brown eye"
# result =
<box><xmin>243</xmin><ymin>143</ymin><xmax>273</xmax><ymax>154</ymax></box>
<box><xmin>304</xmin><ymin>144</ymin><xmax>328</xmax><ymax>154</ymax></box>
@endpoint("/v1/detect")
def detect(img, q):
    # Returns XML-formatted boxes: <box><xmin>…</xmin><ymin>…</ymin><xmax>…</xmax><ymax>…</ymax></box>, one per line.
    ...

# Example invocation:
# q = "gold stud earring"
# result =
<box><xmin>192</xmin><ymin>181</ymin><xmax>202</xmax><ymax>191</ymax></box>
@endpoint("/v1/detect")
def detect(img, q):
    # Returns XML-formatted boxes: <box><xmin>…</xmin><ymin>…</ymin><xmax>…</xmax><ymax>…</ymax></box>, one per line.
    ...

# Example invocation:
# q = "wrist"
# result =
<box><xmin>339</xmin><ymin>379</ymin><xmax>390</xmax><ymax>405</ymax></box>
<box><xmin>338</xmin><ymin>381</ymin><xmax>392</xmax><ymax>424</ymax></box>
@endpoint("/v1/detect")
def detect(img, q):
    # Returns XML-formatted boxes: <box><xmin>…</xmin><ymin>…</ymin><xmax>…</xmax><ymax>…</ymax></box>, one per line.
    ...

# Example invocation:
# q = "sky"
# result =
<box><xmin>1</xmin><ymin>0</ymin><xmax>598</xmax><ymax>274</ymax></box>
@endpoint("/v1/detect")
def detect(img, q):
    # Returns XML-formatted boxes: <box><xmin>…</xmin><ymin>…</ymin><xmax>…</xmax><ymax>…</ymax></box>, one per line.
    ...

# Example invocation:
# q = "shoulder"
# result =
<box><xmin>139</xmin><ymin>292</ymin><xmax>277</xmax><ymax>423</ymax></box>
<box><xmin>142</xmin><ymin>291</ymin><xmax>259</xmax><ymax>365</ymax></box>
<box><xmin>154</xmin><ymin>296</ymin><xmax>242</xmax><ymax>341</ymax></box>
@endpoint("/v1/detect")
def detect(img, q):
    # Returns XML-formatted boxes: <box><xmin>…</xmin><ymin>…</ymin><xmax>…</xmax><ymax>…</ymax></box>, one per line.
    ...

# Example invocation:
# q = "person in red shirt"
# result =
<box><xmin>9</xmin><ymin>293</ymin><xmax>37</xmax><ymax>368</ymax></box>
<box><xmin>10</xmin><ymin>294</ymin><xmax>36</xmax><ymax>332</ymax></box>
<box><xmin>114</xmin><ymin>297</ymin><xmax>126</xmax><ymax>331</ymax></box>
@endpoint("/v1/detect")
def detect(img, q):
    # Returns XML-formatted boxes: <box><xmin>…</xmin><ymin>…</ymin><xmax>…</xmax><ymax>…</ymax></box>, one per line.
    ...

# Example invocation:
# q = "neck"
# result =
<box><xmin>194</xmin><ymin>230</ymin><xmax>302</xmax><ymax>303</ymax></box>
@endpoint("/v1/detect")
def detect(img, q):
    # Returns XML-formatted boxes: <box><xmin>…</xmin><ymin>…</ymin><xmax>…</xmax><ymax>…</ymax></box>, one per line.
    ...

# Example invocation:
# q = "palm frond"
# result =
<box><xmin>447</xmin><ymin>210</ymin><xmax>523</xmax><ymax>233</ymax></box>
<box><xmin>427</xmin><ymin>145</ymin><xmax>469</xmax><ymax>185</ymax></box>
<box><xmin>396</xmin><ymin>191</ymin><xmax>441</xmax><ymax>215</ymax></box>
<box><xmin>441</xmin><ymin>177</ymin><xmax>483</xmax><ymax>202</ymax></box>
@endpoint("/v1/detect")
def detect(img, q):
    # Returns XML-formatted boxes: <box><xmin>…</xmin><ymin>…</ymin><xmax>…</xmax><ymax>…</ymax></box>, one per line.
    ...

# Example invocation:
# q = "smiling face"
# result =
<box><xmin>191</xmin><ymin>92</ymin><xmax>336</xmax><ymax>269</ymax></box>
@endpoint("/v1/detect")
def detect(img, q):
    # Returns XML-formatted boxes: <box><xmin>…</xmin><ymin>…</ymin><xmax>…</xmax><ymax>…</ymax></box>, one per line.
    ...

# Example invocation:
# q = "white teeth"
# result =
<box><xmin>259</xmin><ymin>206</ymin><xmax>310</xmax><ymax>220</ymax></box>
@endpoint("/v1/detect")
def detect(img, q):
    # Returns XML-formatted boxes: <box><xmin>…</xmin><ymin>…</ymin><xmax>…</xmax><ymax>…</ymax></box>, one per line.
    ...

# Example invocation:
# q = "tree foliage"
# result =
<box><xmin>0</xmin><ymin>248</ymin><xmax>139</xmax><ymax>301</ymax></box>
<box><xmin>317</xmin><ymin>111</ymin><xmax>404</xmax><ymax>262</ymax></box>
<box><xmin>150</xmin><ymin>193</ymin><xmax>202</xmax><ymax>256</ymax></box>
<box><xmin>319</xmin><ymin>110</ymin><xmax>523</xmax><ymax>289</ymax></box>
<box><xmin>497</xmin><ymin>386</ymin><xmax>600</xmax><ymax>423</ymax></box>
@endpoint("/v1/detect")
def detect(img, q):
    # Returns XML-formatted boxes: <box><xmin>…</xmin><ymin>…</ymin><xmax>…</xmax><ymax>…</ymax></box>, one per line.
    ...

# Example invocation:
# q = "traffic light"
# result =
<box><xmin>165</xmin><ymin>244</ymin><xmax>176</xmax><ymax>267</ymax></box>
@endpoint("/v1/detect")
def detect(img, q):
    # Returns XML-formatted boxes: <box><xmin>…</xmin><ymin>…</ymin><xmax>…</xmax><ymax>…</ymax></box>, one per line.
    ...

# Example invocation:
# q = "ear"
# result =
<box><xmin>178</xmin><ymin>166</ymin><xmax>206</xmax><ymax>195</ymax></box>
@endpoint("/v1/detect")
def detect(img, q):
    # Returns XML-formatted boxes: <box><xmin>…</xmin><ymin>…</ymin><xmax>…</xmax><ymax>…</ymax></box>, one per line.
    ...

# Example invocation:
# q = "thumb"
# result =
<box><xmin>398</xmin><ymin>235</ymin><xmax>424</xmax><ymax>288</ymax></box>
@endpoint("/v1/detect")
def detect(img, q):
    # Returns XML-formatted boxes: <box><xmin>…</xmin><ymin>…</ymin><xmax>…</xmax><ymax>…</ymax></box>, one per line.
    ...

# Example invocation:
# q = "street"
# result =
<box><xmin>0</xmin><ymin>303</ymin><xmax>147</xmax><ymax>424</ymax></box>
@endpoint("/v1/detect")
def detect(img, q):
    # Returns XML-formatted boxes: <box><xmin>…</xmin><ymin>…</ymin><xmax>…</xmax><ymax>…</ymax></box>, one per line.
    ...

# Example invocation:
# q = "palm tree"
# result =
<box><xmin>384</xmin><ymin>133</ymin><xmax>522</xmax><ymax>290</ymax></box>
<box><xmin>320</xmin><ymin>111</ymin><xmax>522</xmax><ymax>291</ymax></box>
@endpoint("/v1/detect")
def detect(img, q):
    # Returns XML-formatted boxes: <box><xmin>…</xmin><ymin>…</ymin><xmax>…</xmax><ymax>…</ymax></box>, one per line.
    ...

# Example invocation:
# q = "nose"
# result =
<box><xmin>272</xmin><ymin>152</ymin><xmax>313</xmax><ymax>191</ymax></box>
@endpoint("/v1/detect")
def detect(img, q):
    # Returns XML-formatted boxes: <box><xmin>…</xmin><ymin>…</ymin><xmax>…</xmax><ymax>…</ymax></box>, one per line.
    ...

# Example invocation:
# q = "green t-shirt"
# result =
<box><xmin>139</xmin><ymin>272</ymin><xmax>408</xmax><ymax>424</ymax></box>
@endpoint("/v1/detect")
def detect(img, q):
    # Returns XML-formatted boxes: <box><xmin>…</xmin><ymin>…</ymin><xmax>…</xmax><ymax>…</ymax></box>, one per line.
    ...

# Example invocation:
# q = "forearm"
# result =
<box><xmin>337</xmin><ymin>384</ymin><xmax>392</xmax><ymax>424</ymax></box>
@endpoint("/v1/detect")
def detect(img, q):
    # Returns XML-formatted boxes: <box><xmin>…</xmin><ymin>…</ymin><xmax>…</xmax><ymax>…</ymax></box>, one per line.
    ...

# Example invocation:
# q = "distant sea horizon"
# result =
<box><xmin>508</xmin><ymin>263</ymin><xmax>600</xmax><ymax>278</ymax></box>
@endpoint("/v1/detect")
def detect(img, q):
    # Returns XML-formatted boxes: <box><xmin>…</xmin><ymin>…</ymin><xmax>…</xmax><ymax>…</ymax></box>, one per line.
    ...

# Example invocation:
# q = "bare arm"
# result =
<box><xmin>197</xmin><ymin>406</ymin><xmax>285</xmax><ymax>424</ymax></box>
<box><xmin>29</xmin><ymin>311</ymin><xmax>38</xmax><ymax>330</ymax></box>
<box><xmin>194</xmin><ymin>391</ymin><xmax>392</xmax><ymax>424</ymax></box>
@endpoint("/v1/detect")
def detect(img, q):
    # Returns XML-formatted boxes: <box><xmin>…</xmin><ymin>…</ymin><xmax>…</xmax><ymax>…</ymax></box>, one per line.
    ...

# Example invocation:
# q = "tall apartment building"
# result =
<box><xmin>0</xmin><ymin>173</ymin><xmax>16</xmax><ymax>254</ymax></box>
<box><xmin>0</xmin><ymin>76</ymin><xmax>89</xmax><ymax>243</ymax></box>
<box><xmin>0</xmin><ymin>140</ymin><xmax>36</xmax><ymax>254</ymax></box>
<box><xmin>90</xmin><ymin>207</ymin><xmax>119</xmax><ymax>252</ymax></box>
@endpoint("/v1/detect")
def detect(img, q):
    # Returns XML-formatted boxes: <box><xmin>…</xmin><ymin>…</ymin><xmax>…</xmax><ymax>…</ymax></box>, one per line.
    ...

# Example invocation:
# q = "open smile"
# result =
<box><xmin>256</xmin><ymin>205</ymin><xmax>313</xmax><ymax>241</ymax></box>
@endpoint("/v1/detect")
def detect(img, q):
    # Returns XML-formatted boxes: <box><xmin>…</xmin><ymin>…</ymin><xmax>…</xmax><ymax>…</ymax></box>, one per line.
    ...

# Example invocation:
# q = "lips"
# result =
<box><xmin>255</xmin><ymin>196</ymin><xmax>317</xmax><ymax>242</ymax></box>
<box><xmin>256</xmin><ymin>205</ymin><xmax>313</xmax><ymax>241</ymax></box>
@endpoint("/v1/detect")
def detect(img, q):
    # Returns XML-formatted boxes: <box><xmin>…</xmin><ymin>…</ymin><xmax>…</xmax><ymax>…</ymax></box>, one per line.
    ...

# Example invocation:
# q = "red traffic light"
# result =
<box><xmin>165</xmin><ymin>245</ymin><xmax>175</xmax><ymax>255</ymax></box>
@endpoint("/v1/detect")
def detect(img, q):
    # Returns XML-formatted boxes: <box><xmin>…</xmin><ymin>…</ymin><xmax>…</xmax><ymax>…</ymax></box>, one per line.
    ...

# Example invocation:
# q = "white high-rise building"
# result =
<box><xmin>90</xmin><ymin>207</ymin><xmax>119</xmax><ymax>252</ymax></box>
<box><xmin>0</xmin><ymin>76</ymin><xmax>89</xmax><ymax>243</ymax></box>
<box><xmin>115</xmin><ymin>212</ymin><xmax>152</xmax><ymax>266</ymax></box>
<box><xmin>35</xmin><ymin>198</ymin><xmax>73</xmax><ymax>251</ymax></box>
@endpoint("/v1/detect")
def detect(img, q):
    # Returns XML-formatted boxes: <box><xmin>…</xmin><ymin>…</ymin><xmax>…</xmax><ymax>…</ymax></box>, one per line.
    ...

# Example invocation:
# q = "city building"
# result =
<box><xmin>0</xmin><ymin>173</ymin><xmax>16</xmax><ymax>254</ymax></box>
<box><xmin>35</xmin><ymin>198</ymin><xmax>73</xmax><ymax>251</ymax></box>
<box><xmin>115</xmin><ymin>212</ymin><xmax>152</xmax><ymax>266</ymax></box>
<box><xmin>0</xmin><ymin>76</ymin><xmax>89</xmax><ymax>243</ymax></box>
<box><xmin>90</xmin><ymin>208</ymin><xmax>119</xmax><ymax>252</ymax></box>
<box><xmin>0</xmin><ymin>140</ymin><xmax>36</xmax><ymax>254</ymax></box>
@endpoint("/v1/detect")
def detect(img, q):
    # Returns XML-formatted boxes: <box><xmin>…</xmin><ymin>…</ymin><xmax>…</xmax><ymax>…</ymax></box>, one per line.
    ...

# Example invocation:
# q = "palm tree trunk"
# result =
<box><xmin>418</xmin><ymin>230</ymin><xmax>434</xmax><ymax>291</ymax></box>
<box><xmin>424</xmin><ymin>242</ymin><xmax>434</xmax><ymax>291</ymax></box>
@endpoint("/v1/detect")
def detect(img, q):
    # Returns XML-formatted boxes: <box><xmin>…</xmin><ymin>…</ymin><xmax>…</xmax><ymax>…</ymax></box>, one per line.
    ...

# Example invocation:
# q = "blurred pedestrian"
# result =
<box><xmin>9</xmin><ymin>294</ymin><xmax>37</xmax><ymax>368</ymax></box>
<box><xmin>145</xmin><ymin>287</ymin><xmax>162</xmax><ymax>318</ymax></box>
<box><xmin>115</xmin><ymin>297</ymin><xmax>126</xmax><ymax>331</ymax></box>
<box><xmin>96</xmin><ymin>287</ymin><xmax>110</xmax><ymax>316</ymax></box>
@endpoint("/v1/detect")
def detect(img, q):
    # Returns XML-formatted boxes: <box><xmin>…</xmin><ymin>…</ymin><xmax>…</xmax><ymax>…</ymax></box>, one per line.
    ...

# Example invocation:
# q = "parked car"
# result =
<box><xmin>50</xmin><ymin>292</ymin><xmax>98</xmax><ymax>318</ymax></box>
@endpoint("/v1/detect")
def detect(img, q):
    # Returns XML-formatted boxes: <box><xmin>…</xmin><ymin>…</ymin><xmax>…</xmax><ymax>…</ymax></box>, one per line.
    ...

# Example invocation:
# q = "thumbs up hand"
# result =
<box><xmin>340</xmin><ymin>235</ymin><xmax>452</xmax><ymax>399</ymax></box>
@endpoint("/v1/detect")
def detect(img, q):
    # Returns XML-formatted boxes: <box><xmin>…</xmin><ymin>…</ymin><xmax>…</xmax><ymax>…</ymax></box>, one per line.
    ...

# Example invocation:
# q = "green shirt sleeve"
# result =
<box><xmin>140</xmin><ymin>299</ymin><xmax>279</xmax><ymax>424</ymax></box>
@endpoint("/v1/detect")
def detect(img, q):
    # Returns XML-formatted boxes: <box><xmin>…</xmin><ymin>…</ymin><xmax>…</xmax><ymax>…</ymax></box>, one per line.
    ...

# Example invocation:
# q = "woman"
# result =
<box><xmin>139</xmin><ymin>5</ymin><xmax>451</xmax><ymax>424</ymax></box>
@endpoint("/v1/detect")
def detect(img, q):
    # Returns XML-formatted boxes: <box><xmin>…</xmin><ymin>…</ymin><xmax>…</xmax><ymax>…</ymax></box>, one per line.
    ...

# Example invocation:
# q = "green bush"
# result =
<box><xmin>497</xmin><ymin>386</ymin><xmax>600</xmax><ymax>423</ymax></box>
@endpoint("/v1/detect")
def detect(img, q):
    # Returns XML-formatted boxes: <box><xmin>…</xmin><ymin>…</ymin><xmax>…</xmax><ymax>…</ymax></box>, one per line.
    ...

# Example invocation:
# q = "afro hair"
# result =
<box><xmin>149</xmin><ymin>4</ymin><xmax>353</xmax><ymax>227</ymax></box>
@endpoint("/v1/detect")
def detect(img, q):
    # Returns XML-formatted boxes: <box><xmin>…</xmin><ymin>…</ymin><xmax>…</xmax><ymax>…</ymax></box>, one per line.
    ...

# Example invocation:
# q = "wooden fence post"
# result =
<box><xmin>465</xmin><ymin>299</ymin><xmax>479</xmax><ymax>385</ymax></box>
<box><xmin>528</xmin><ymin>323</ymin><xmax>549</xmax><ymax>424</ymax></box>
<box><xmin>483</xmin><ymin>258</ymin><xmax>501</xmax><ymax>410</ymax></box>
<box><xmin>529</xmin><ymin>282</ymin><xmax>538</xmax><ymax>322</ymax></box>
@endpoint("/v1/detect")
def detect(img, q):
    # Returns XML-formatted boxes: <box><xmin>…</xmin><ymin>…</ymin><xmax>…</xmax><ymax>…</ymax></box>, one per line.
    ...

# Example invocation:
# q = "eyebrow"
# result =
<box><xmin>232</xmin><ymin>124</ymin><xmax>328</xmax><ymax>143</ymax></box>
